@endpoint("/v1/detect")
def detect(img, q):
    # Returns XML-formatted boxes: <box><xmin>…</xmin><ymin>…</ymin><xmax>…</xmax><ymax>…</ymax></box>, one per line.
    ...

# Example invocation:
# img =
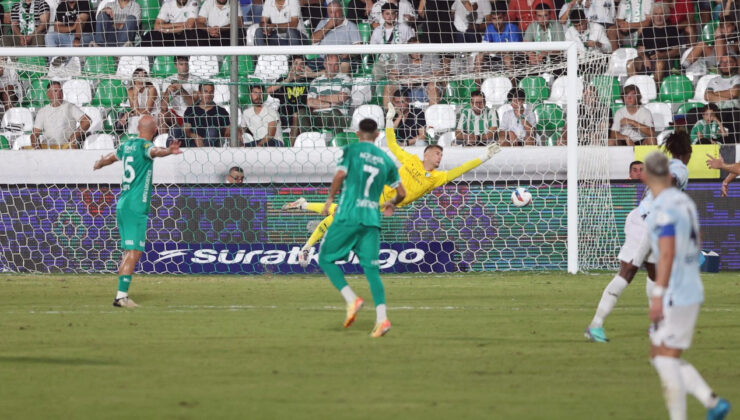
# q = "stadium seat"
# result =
<box><xmin>83</xmin><ymin>56</ymin><xmax>116</xmax><ymax>75</ymax></box>
<box><xmin>590</xmin><ymin>75</ymin><xmax>621</xmax><ymax>104</ymax></box>
<box><xmin>358</xmin><ymin>22</ymin><xmax>371</xmax><ymax>44</ymax></box>
<box><xmin>0</xmin><ymin>135</ymin><xmax>9</xmax><ymax>149</ymax></box>
<box><xmin>659</xmin><ymin>75</ymin><xmax>693</xmax><ymax>103</ymax></box>
<box><xmin>607</xmin><ymin>48</ymin><xmax>638</xmax><ymax>78</ymax></box>
<box><xmin>212</xmin><ymin>80</ymin><xmax>232</xmax><ymax>105</ymax></box>
<box><xmin>351</xmin><ymin>77</ymin><xmax>372</xmax><ymax>107</ymax></box>
<box><xmin>644</xmin><ymin>102</ymin><xmax>673</xmax><ymax>132</ymax></box>
<box><xmin>1</xmin><ymin>107</ymin><xmax>34</xmax><ymax>132</ymax></box>
<box><xmin>253</xmin><ymin>55</ymin><xmax>289</xmax><ymax>82</ymax></box>
<box><xmin>153</xmin><ymin>133</ymin><xmax>169</xmax><ymax>148</ymax></box>
<box><xmin>624</xmin><ymin>75</ymin><xmax>657</xmax><ymax>104</ymax></box>
<box><xmin>22</xmin><ymin>79</ymin><xmax>50</xmax><ymax>107</ymax></box>
<box><xmin>63</xmin><ymin>79</ymin><xmax>93</xmax><ymax>106</ymax></box>
<box><xmin>436</xmin><ymin>131</ymin><xmax>456</xmax><ymax>147</ymax></box>
<box><xmin>246</xmin><ymin>23</ymin><xmax>259</xmax><ymax>46</ymax></box>
<box><xmin>546</xmin><ymin>76</ymin><xmax>583</xmax><ymax>106</ymax></box>
<box><xmin>116</xmin><ymin>56</ymin><xmax>150</xmax><ymax>79</ymax></box>
<box><xmin>190</xmin><ymin>56</ymin><xmax>220</xmax><ymax>79</ymax></box>
<box><xmin>518</xmin><ymin>76</ymin><xmax>549</xmax><ymax>103</ymax></box>
<box><xmin>424</xmin><ymin>104</ymin><xmax>457</xmax><ymax>138</ymax></box>
<box><xmin>151</xmin><ymin>56</ymin><xmax>177</xmax><ymax>78</ymax></box>
<box><xmin>481</xmin><ymin>77</ymin><xmax>512</xmax><ymax>107</ymax></box>
<box><xmin>656</xmin><ymin>129</ymin><xmax>673</xmax><ymax>145</ymax></box>
<box><xmin>16</xmin><ymin>56</ymin><xmax>47</xmax><ymax>79</ymax></box>
<box><xmin>701</xmin><ymin>21</ymin><xmax>719</xmax><ymax>45</ymax></box>
<box><xmin>351</xmin><ymin>104</ymin><xmax>385</xmax><ymax>131</ymax></box>
<box><xmin>92</xmin><ymin>79</ymin><xmax>127</xmax><ymax>107</ymax></box>
<box><xmin>137</xmin><ymin>0</ymin><xmax>159</xmax><ymax>32</ymax></box>
<box><xmin>80</xmin><ymin>106</ymin><xmax>104</xmax><ymax>133</ymax></box>
<box><xmin>83</xmin><ymin>133</ymin><xmax>116</xmax><ymax>149</ymax></box>
<box><xmin>332</xmin><ymin>131</ymin><xmax>359</xmax><ymax>147</ymax></box>
<box><xmin>444</xmin><ymin>79</ymin><xmax>476</xmax><ymax>105</ymax></box>
<box><xmin>11</xmin><ymin>134</ymin><xmax>32</xmax><ymax>150</ymax></box>
<box><xmin>692</xmin><ymin>74</ymin><xmax>720</xmax><ymax>103</ymax></box>
<box><xmin>675</xmin><ymin>101</ymin><xmax>704</xmax><ymax>116</ymax></box>
<box><xmin>294</xmin><ymin>132</ymin><xmax>329</xmax><ymax>147</ymax></box>
<box><xmin>495</xmin><ymin>103</ymin><xmax>512</xmax><ymax>122</ymax></box>
<box><xmin>219</xmin><ymin>55</ymin><xmax>255</xmax><ymax>78</ymax></box>
<box><xmin>533</xmin><ymin>103</ymin><xmax>565</xmax><ymax>133</ymax></box>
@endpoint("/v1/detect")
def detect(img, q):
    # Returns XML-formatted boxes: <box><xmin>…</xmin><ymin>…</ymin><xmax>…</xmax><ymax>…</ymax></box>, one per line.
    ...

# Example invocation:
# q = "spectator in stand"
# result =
<box><xmin>714</xmin><ymin>13</ymin><xmax>739</xmax><ymax>58</ymax></box>
<box><xmin>663</xmin><ymin>0</ymin><xmax>696</xmax><ymax>43</ymax></box>
<box><xmin>386</xmin><ymin>90</ymin><xmax>426</xmax><ymax>145</ymax></box>
<box><xmin>346</xmin><ymin>0</ymin><xmax>372</xmax><ymax>24</ymax></box>
<box><xmin>370</xmin><ymin>3</ymin><xmax>415</xmax><ymax>83</ymax></box>
<box><xmin>369</xmin><ymin>0</ymin><xmax>416</xmax><ymax>28</ymax></box>
<box><xmin>8</xmin><ymin>0</ymin><xmax>49</xmax><ymax>47</ymax></box>
<box><xmin>499</xmin><ymin>88</ymin><xmax>535</xmax><ymax>146</ymax></box>
<box><xmin>118</xmin><ymin>68</ymin><xmax>159</xmax><ymax>133</ymax></box>
<box><xmin>508</xmin><ymin>0</ymin><xmax>554</xmax><ymax>32</ymax></box>
<box><xmin>629</xmin><ymin>3</ymin><xmax>680</xmax><ymax>83</ymax></box>
<box><xmin>159</xmin><ymin>56</ymin><xmax>198</xmax><ymax>135</ymax></box>
<box><xmin>584</xmin><ymin>0</ymin><xmax>618</xmax><ymax>51</ymax></box>
<box><xmin>46</xmin><ymin>0</ymin><xmax>93</xmax><ymax>47</ymax></box>
<box><xmin>226</xmin><ymin>166</ymin><xmax>245</xmax><ymax>183</ymax></box>
<box><xmin>455</xmin><ymin>90</ymin><xmax>498</xmax><ymax>146</ymax></box>
<box><xmin>690</xmin><ymin>104</ymin><xmax>728</xmax><ymax>144</ymax></box>
<box><xmin>615</xmin><ymin>0</ymin><xmax>652</xmax><ymax>47</ymax></box>
<box><xmin>0</xmin><ymin>58</ymin><xmax>19</xmax><ymax>112</ymax></box>
<box><xmin>384</xmin><ymin>37</ymin><xmax>444</xmax><ymax>106</ymax></box>
<box><xmin>451</xmin><ymin>0</ymin><xmax>491</xmax><ymax>43</ymax></box>
<box><xmin>182</xmin><ymin>82</ymin><xmax>231</xmax><ymax>147</ymax></box>
<box><xmin>629</xmin><ymin>160</ymin><xmax>643</xmax><ymax>179</ymax></box>
<box><xmin>141</xmin><ymin>0</ymin><xmax>199</xmax><ymax>47</ymax></box>
<box><xmin>196</xmin><ymin>0</ymin><xmax>244</xmax><ymax>46</ymax></box>
<box><xmin>417</xmin><ymin>0</ymin><xmax>455</xmax><ymax>45</ymax></box>
<box><xmin>92</xmin><ymin>0</ymin><xmax>140</xmax><ymax>47</ymax></box>
<box><xmin>474</xmin><ymin>2</ymin><xmax>522</xmax><ymax>73</ymax></box>
<box><xmin>682</xmin><ymin>15</ymin><xmax>736</xmax><ymax>73</ymax></box>
<box><xmin>300</xmin><ymin>0</ymin><xmax>324</xmax><ymax>31</ymax></box>
<box><xmin>30</xmin><ymin>81</ymin><xmax>91</xmax><ymax>149</ymax></box>
<box><xmin>704</xmin><ymin>55</ymin><xmax>740</xmax><ymax>143</ymax></box>
<box><xmin>255</xmin><ymin>0</ymin><xmax>307</xmax><ymax>46</ymax></box>
<box><xmin>302</xmin><ymin>54</ymin><xmax>351</xmax><ymax>135</ymax></box>
<box><xmin>563</xmin><ymin>8</ymin><xmax>612</xmax><ymax>53</ymax></box>
<box><xmin>310</xmin><ymin>2</ymin><xmax>361</xmax><ymax>74</ymax></box>
<box><xmin>609</xmin><ymin>84</ymin><xmax>656</xmax><ymax>145</ymax></box>
<box><xmin>523</xmin><ymin>4</ymin><xmax>565</xmax><ymax>66</ymax></box>
<box><xmin>242</xmin><ymin>84</ymin><xmax>283</xmax><ymax>147</ymax></box>
<box><xmin>266</xmin><ymin>56</ymin><xmax>313</xmax><ymax>145</ymax></box>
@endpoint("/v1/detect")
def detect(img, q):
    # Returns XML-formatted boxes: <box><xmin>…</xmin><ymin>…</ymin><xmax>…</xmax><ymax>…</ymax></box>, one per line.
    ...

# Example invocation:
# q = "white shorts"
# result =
<box><xmin>650</xmin><ymin>303</ymin><xmax>701</xmax><ymax>350</ymax></box>
<box><xmin>617</xmin><ymin>208</ymin><xmax>656</xmax><ymax>266</ymax></box>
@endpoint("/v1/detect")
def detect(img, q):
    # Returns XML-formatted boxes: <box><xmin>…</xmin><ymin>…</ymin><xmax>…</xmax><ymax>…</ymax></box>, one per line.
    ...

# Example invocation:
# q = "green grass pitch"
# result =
<box><xmin>1</xmin><ymin>272</ymin><xmax>738</xmax><ymax>419</ymax></box>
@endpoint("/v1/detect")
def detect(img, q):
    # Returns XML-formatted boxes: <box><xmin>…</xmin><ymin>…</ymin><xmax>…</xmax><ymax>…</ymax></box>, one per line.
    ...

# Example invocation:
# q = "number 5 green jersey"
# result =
<box><xmin>115</xmin><ymin>138</ymin><xmax>155</xmax><ymax>216</ymax></box>
<box><xmin>334</xmin><ymin>142</ymin><xmax>401</xmax><ymax>228</ymax></box>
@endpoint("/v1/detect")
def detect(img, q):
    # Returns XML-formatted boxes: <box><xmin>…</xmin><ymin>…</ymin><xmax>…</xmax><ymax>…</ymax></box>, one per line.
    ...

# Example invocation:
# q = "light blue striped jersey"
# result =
<box><xmin>639</xmin><ymin>158</ymin><xmax>689</xmax><ymax>217</ymax></box>
<box><xmin>646</xmin><ymin>187</ymin><xmax>704</xmax><ymax>307</ymax></box>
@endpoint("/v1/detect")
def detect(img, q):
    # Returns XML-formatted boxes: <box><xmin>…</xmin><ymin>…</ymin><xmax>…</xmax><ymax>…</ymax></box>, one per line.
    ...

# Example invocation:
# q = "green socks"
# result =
<box><xmin>363</xmin><ymin>266</ymin><xmax>386</xmax><ymax>306</ymax></box>
<box><xmin>319</xmin><ymin>260</ymin><xmax>348</xmax><ymax>291</ymax></box>
<box><xmin>118</xmin><ymin>275</ymin><xmax>132</xmax><ymax>293</ymax></box>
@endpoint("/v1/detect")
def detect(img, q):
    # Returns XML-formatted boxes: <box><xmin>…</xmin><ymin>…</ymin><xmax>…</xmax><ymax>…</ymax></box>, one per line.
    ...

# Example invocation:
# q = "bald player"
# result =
<box><xmin>283</xmin><ymin>104</ymin><xmax>501</xmax><ymax>266</ymax></box>
<box><xmin>94</xmin><ymin>116</ymin><xmax>182</xmax><ymax>308</ymax></box>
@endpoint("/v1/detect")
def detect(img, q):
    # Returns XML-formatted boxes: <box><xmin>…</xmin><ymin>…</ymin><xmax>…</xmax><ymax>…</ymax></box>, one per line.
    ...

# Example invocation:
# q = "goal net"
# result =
<box><xmin>0</xmin><ymin>41</ymin><xmax>619</xmax><ymax>274</ymax></box>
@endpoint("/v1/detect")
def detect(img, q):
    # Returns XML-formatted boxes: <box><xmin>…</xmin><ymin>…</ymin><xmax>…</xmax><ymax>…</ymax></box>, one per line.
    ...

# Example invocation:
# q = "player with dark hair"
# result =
<box><xmin>318</xmin><ymin>118</ymin><xmax>405</xmax><ymax>337</ymax></box>
<box><xmin>586</xmin><ymin>132</ymin><xmax>692</xmax><ymax>342</ymax></box>
<box><xmin>93</xmin><ymin>116</ymin><xmax>182</xmax><ymax>307</ymax></box>
<box><xmin>283</xmin><ymin>104</ymin><xmax>501</xmax><ymax>266</ymax></box>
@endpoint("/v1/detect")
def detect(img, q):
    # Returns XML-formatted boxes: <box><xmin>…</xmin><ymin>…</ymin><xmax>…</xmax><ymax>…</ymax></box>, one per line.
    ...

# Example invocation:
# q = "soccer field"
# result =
<box><xmin>1</xmin><ymin>272</ymin><xmax>738</xmax><ymax>419</ymax></box>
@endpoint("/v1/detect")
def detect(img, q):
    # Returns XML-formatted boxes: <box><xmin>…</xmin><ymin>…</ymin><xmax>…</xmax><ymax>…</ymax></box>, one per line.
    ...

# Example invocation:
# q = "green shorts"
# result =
<box><xmin>318</xmin><ymin>221</ymin><xmax>380</xmax><ymax>268</ymax></box>
<box><xmin>117</xmin><ymin>211</ymin><xmax>148</xmax><ymax>251</ymax></box>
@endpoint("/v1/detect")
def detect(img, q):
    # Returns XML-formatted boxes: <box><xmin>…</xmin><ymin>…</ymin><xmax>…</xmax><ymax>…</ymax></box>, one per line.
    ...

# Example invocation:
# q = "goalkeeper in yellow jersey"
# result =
<box><xmin>283</xmin><ymin>103</ymin><xmax>502</xmax><ymax>266</ymax></box>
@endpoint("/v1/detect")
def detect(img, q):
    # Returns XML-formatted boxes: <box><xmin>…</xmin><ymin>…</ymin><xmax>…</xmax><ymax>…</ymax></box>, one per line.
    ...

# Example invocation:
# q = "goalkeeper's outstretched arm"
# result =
<box><xmin>442</xmin><ymin>143</ymin><xmax>501</xmax><ymax>184</ymax></box>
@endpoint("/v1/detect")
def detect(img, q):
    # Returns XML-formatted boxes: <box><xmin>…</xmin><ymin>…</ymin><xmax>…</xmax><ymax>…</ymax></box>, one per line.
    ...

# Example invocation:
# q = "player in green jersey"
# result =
<box><xmin>318</xmin><ymin>118</ymin><xmax>406</xmax><ymax>338</ymax></box>
<box><xmin>93</xmin><ymin>116</ymin><xmax>182</xmax><ymax>308</ymax></box>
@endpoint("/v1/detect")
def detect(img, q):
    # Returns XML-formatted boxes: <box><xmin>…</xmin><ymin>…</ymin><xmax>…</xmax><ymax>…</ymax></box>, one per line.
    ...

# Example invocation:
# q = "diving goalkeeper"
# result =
<box><xmin>283</xmin><ymin>104</ymin><xmax>502</xmax><ymax>266</ymax></box>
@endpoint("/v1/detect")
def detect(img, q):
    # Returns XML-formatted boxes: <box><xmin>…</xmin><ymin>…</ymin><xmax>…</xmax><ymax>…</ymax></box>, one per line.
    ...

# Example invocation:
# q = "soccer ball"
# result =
<box><xmin>511</xmin><ymin>187</ymin><xmax>532</xmax><ymax>207</ymax></box>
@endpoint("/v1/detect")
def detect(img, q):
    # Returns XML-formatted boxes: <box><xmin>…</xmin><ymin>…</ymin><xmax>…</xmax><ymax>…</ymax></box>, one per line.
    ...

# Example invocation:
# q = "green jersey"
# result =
<box><xmin>690</xmin><ymin>120</ymin><xmax>721</xmax><ymax>143</ymax></box>
<box><xmin>115</xmin><ymin>138</ymin><xmax>155</xmax><ymax>216</ymax></box>
<box><xmin>334</xmin><ymin>142</ymin><xmax>400</xmax><ymax>228</ymax></box>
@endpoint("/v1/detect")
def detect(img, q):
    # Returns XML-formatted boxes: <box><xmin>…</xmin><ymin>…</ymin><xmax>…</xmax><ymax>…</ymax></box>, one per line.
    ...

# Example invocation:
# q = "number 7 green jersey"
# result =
<box><xmin>115</xmin><ymin>138</ymin><xmax>155</xmax><ymax>216</ymax></box>
<box><xmin>334</xmin><ymin>142</ymin><xmax>400</xmax><ymax>228</ymax></box>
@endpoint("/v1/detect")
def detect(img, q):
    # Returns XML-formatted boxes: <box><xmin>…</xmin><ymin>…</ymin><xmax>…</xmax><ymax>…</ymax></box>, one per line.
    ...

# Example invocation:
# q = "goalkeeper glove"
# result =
<box><xmin>481</xmin><ymin>141</ymin><xmax>501</xmax><ymax>162</ymax></box>
<box><xmin>385</xmin><ymin>102</ymin><xmax>396</xmax><ymax>127</ymax></box>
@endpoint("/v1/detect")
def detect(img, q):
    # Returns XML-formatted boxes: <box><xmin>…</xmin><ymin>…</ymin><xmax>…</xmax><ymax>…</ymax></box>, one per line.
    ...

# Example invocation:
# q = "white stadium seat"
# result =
<box><xmin>212</xmin><ymin>79</ymin><xmax>231</xmax><ymax>105</ymax></box>
<box><xmin>607</xmin><ymin>48</ymin><xmax>638</xmax><ymax>78</ymax></box>
<box><xmin>190</xmin><ymin>56</ymin><xmax>220</xmax><ymax>79</ymax></box>
<box><xmin>116</xmin><ymin>56</ymin><xmax>150</xmax><ymax>79</ymax></box>
<box><xmin>624</xmin><ymin>75</ymin><xmax>657</xmax><ymax>104</ymax></box>
<box><xmin>63</xmin><ymin>79</ymin><xmax>92</xmax><ymax>106</ymax></box>
<box><xmin>692</xmin><ymin>74</ymin><xmax>720</xmax><ymax>104</ymax></box>
<box><xmin>81</xmin><ymin>106</ymin><xmax>104</xmax><ymax>133</ymax></box>
<box><xmin>425</xmin><ymin>104</ymin><xmax>457</xmax><ymax>142</ymax></box>
<box><xmin>84</xmin><ymin>133</ymin><xmax>116</xmax><ymax>149</ymax></box>
<box><xmin>294</xmin><ymin>132</ymin><xmax>328</xmax><ymax>147</ymax></box>
<box><xmin>546</xmin><ymin>76</ymin><xmax>583</xmax><ymax>106</ymax></box>
<box><xmin>656</xmin><ymin>129</ymin><xmax>673</xmax><ymax>146</ymax></box>
<box><xmin>254</xmin><ymin>55</ymin><xmax>289</xmax><ymax>83</ymax></box>
<box><xmin>644</xmin><ymin>102</ymin><xmax>673</xmax><ymax>133</ymax></box>
<box><xmin>1</xmin><ymin>107</ymin><xmax>34</xmax><ymax>132</ymax></box>
<box><xmin>11</xmin><ymin>134</ymin><xmax>32</xmax><ymax>150</ymax></box>
<box><xmin>351</xmin><ymin>77</ymin><xmax>372</xmax><ymax>107</ymax></box>
<box><xmin>153</xmin><ymin>133</ymin><xmax>169</xmax><ymax>148</ymax></box>
<box><xmin>246</xmin><ymin>23</ymin><xmax>259</xmax><ymax>46</ymax></box>
<box><xmin>351</xmin><ymin>104</ymin><xmax>385</xmax><ymax>131</ymax></box>
<box><xmin>481</xmin><ymin>77</ymin><xmax>512</xmax><ymax>108</ymax></box>
<box><xmin>436</xmin><ymin>131</ymin><xmax>456</xmax><ymax>147</ymax></box>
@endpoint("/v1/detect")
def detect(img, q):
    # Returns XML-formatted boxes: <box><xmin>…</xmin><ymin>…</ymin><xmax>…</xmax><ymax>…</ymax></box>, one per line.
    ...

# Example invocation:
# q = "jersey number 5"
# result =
<box><xmin>363</xmin><ymin>164</ymin><xmax>379</xmax><ymax>198</ymax></box>
<box><xmin>123</xmin><ymin>156</ymin><xmax>136</xmax><ymax>183</ymax></box>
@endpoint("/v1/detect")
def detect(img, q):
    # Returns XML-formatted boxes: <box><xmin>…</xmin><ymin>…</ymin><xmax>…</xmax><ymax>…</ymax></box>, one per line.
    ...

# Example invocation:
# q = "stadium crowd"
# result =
<box><xmin>0</xmin><ymin>0</ymin><xmax>737</xmax><ymax>149</ymax></box>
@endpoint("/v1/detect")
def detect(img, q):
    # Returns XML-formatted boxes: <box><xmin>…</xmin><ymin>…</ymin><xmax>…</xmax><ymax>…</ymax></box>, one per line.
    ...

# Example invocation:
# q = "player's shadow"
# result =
<box><xmin>0</xmin><ymin>356</ymin><xmax>118</xmax><ymax>366</ymax></box>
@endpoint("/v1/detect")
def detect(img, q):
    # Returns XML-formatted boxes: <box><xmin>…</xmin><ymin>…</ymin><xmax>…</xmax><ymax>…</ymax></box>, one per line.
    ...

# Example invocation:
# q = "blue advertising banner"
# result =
<box><xmin>141</xmin><ymin>241</ymin><xmax>459</xmax><ymax>274</ymax></box>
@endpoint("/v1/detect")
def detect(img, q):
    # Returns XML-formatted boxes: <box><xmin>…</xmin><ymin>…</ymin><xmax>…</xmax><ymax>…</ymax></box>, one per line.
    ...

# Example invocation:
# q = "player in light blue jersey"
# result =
<box><xmin>643</xmin><ymin>151</ymin><xmax>731</xmax><ymax>420</ymax></box>
<box><xmin>586</xmin><ymin>132</ymin><xmax>693</xmax><ymax>343</ymax></box>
